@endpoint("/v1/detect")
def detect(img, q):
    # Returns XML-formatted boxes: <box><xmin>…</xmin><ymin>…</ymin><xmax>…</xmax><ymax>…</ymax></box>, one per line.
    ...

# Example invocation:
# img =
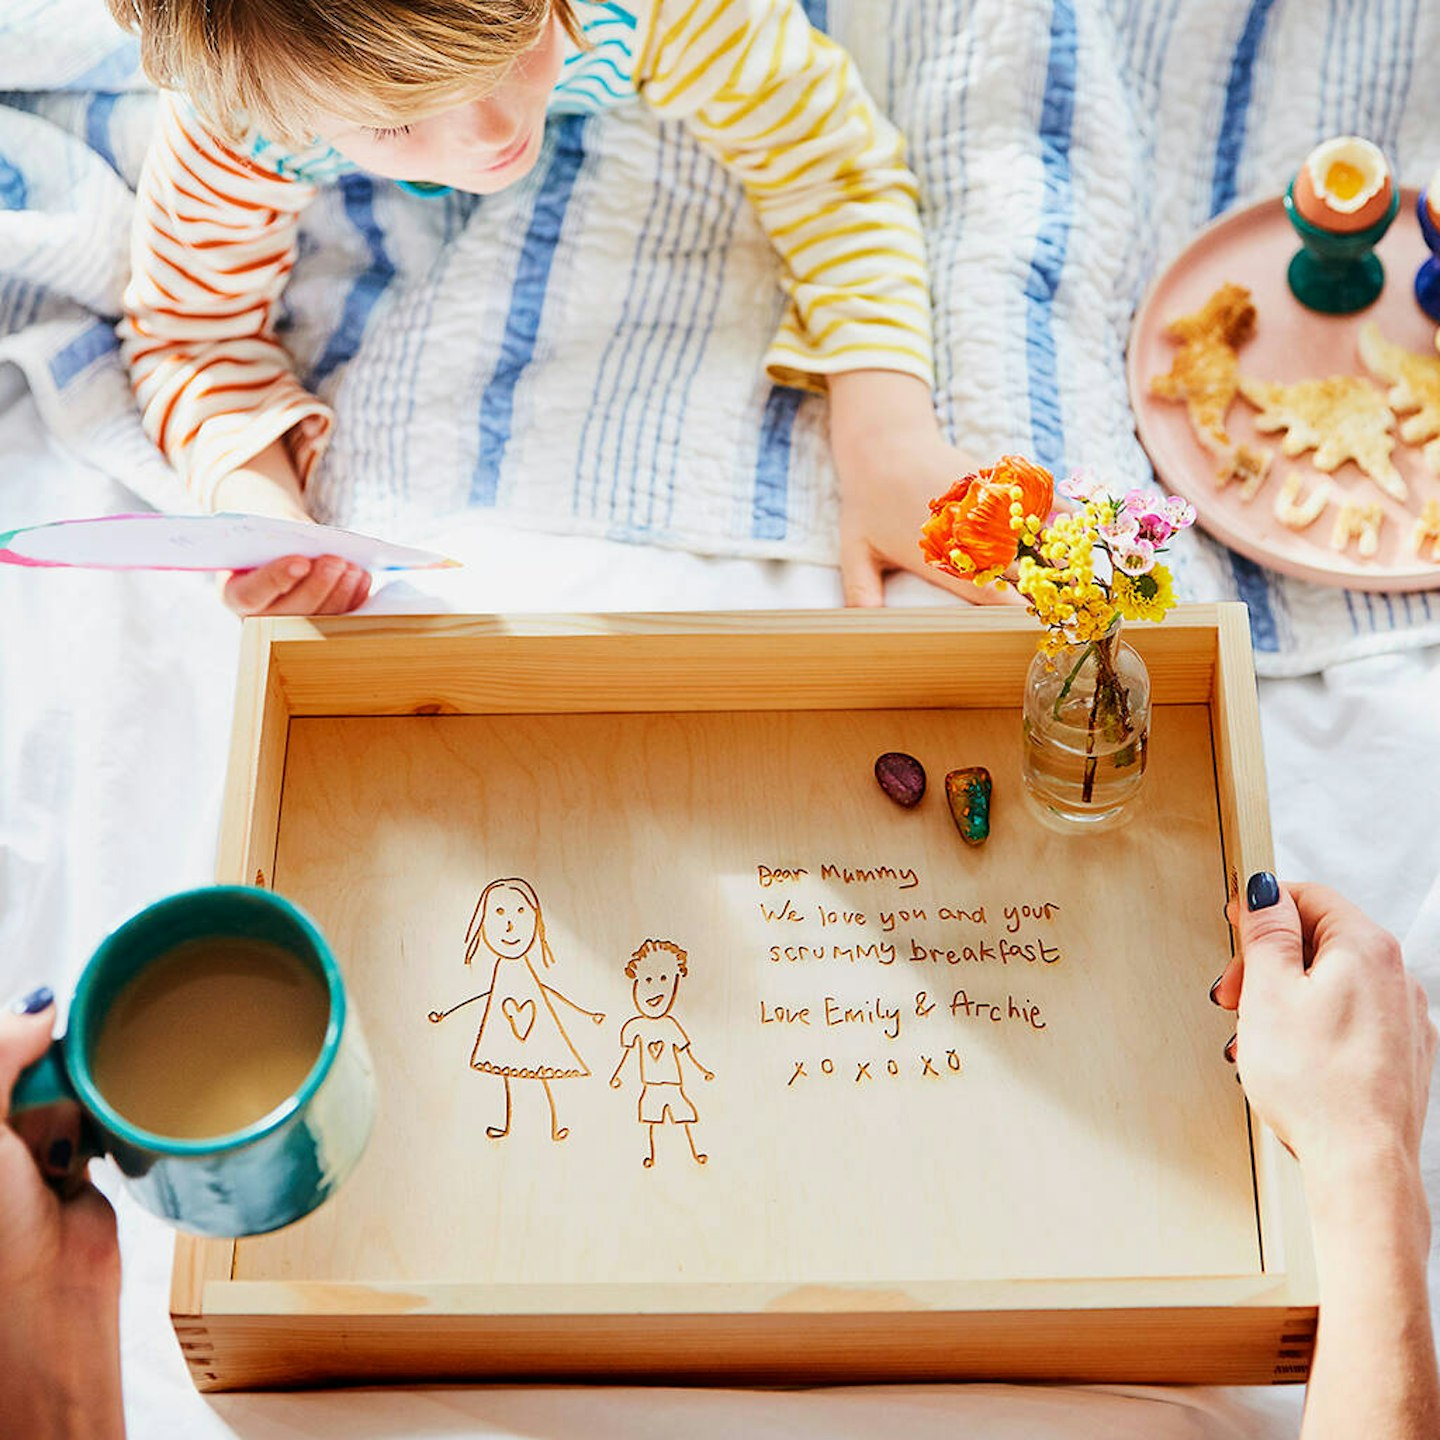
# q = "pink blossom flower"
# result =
<box><xmin>1161</xmin><ymin>495</ymin><xmax>1197</xmax><ymax>528</ymax></box>
<box><xmin>1098</xmin><ymin>515</ymin><xmax>1140</xmax><ymax>547</ymax></box>
<box><xmin>1134</xmin><ymin>510</ymin><xmax>1175</xmax><ymax>545</ymax></box>
<box><xmin>1112</xmin><ymin>537</ymin><xmax>1156</xmax><ymax>576</ymax></box>
<box><xmin>1113</xmin><ymin>487</ymin><xmax>1182</xmax><ymax>545</ymax></box>
<box><xmin>1060</xmin><ymin>469</ymin><xmax>1106</xmax><ymax>502</ymax></box>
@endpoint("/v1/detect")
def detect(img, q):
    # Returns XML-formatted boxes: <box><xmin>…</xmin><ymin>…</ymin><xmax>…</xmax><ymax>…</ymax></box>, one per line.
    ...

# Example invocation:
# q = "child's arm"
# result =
<box><xmin>636</xmin><ymin>1</ymin><xmax>931</xmax><ymax>393</ymax></box>
<box><xmin>539</xmin><ymin>986</ymin><xmax>607</xmax><ymax>1025</ymax></box>
<box><xmin>672</xmin><ymin>1024</ymin><xmax>713</xmax><ymax>1081</ymax></box>
<box><xmin>427</xmin><ymin>990</ymin><xmax>492</xmax><ymax>1023</ymax></box>
<box><xmin>121</xmin><ymin>94</ymin><xmax>332</xmax><ymax>515</ymax></box>
<box><xmin>610</xmin><ymin>1035</ymin><xmax>638</xmax><ymax>1088</ymax></box>
<box><xmin>681</xmin><ymin>1045</ymin><xmax>714</xmax><ymax>1082</ymax></box>
<box><xmin>123</xmin><ymin>96</ymin><xmax>371</xmax><ymax>615</ymax></box>
<box><xmin>638</xmin><ymin>2</ymin><xmax>1011</xmax><ymax>608</ymax></box>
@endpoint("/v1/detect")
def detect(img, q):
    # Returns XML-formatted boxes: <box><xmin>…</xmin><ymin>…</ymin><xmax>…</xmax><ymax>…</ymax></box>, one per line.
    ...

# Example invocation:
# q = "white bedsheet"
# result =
<box><xmin>4</xmin><ymin>393</ymin><xmax>1438</xmax><ymax>1439</ymax></box>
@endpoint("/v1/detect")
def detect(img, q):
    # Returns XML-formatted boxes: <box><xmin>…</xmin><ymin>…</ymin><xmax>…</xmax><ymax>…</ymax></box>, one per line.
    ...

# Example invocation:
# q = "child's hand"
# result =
<box><xmin>828</xmin><ymin>371</ymin><xmax>1029</xmax><ymax>609</ymax></box>
<box><xmin>221</xmin><ymin>555</ymin><xmax>373</xmax><ymax>617</ymax></box>
<box><xmin>610</xmin><ymin>1076</ymin><xmax>623</xmax><ymax>1089</ymax></box>
<box><xmin>210</xmin><ymin>442</ymin><xmax>371</xmax><ymax>616</ymax></box>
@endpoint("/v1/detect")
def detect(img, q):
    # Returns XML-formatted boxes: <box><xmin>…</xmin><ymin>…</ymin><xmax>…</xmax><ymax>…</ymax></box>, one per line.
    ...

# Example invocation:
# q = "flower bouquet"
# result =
<box><xmin>920</xmin><ymin>457</ymin><xmax>1196</xmax><ymax>830</ymax></box>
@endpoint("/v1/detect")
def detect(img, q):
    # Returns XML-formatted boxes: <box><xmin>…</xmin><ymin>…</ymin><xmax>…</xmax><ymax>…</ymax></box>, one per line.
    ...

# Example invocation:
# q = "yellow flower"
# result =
<box><xmin>1113</xmin><ymin>564</ymin><xmax>1176</xmax><ymax>623</ymax></box>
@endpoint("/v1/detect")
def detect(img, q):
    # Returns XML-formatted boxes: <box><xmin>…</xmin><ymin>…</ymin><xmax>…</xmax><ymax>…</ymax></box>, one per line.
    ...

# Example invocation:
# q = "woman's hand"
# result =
<box><xmin>0</xmin><ymin>991</ymin><xmax>125</xmax><ymax>1440</ymax></box>
<box><xmin>1215</xmin><ymin>876</ymin><xmax>1435</xmax><ymax>1187</ymax></box>
<box><xmin>1214</xmin><ymin>875</ymin><xmax>1440</xmax><ymax>1440</ymax></box>
<box><xmin>827</xmin><ymin>370</ymin><xmax>1028</xmax><ymax>609</ymax></box>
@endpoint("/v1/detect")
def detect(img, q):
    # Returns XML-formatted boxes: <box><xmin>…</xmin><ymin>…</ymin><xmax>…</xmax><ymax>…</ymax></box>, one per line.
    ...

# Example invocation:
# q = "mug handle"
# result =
<box><xmin>10</xmin><ymin>1041</ymin><xmax>104</xmax><ymax>1162</ymax></box>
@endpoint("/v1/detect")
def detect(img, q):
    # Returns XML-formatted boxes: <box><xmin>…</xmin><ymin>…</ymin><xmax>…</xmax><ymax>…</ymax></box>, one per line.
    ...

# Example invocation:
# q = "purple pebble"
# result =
<box><xmin>875</xmin><ymin>752</ymin><xmax>926</xmax><ymax>807</ymax></box>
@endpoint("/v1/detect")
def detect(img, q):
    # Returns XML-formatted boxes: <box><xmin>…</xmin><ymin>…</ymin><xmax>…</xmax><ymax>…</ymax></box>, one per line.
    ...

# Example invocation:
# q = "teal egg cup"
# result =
<box><xmin>1283</xmin><ymin>177</ymin><xmax>1400</xmax><ymax>315</ymax></box>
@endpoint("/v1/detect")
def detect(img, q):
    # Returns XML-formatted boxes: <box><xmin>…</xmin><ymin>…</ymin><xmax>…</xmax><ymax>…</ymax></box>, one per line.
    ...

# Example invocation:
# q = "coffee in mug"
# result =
<box><xmin>91</xmin><ymin>937</ymin><xmax>331</xmax><ymax>1141</ymax></box>
<box><xmin>10</xmin><ymin>886</ymin><xmax>375</xmax><ymax>1236</ymax></box>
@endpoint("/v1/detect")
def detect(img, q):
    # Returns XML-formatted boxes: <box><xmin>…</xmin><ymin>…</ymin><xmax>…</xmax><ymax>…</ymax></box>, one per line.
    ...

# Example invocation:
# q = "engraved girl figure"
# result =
<box><xmin>428</xmin><ymin>878</ymin><xmax>603</xmax><ymax>1142</ymax></box>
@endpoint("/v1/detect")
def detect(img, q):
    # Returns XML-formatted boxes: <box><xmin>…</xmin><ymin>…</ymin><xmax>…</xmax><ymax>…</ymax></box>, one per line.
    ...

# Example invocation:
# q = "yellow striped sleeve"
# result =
<box><xmin>635</xmin><ymin>0</ymin><xmax>934</xmax><ymax>394</ymax></box>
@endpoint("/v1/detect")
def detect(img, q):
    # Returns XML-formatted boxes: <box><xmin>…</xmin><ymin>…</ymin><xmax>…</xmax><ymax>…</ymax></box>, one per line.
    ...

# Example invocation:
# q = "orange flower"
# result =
<box><xmin>919</xmin><ymin>455</ymin><xmax>1055</xmax><ymax>582</ymax></box>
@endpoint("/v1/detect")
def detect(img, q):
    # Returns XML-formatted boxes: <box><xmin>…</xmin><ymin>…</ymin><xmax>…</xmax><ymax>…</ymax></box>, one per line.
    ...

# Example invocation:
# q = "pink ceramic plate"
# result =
<box><xmin>1128</xmin><ymin>187</ymin><xmax>1440</xmax><ymax>592</ymax></box>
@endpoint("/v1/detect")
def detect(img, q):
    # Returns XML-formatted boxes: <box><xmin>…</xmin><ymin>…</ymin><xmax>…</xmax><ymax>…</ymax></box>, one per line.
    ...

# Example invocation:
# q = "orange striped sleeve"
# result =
<box><xmin>118</xmin><ymin>92</ymin><xmax>333</xmax><ymax>509</ymax></box>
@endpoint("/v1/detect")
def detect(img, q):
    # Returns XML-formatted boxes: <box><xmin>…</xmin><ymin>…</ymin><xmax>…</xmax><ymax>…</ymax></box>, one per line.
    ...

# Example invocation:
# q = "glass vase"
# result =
<box><xmin>1021</xmin><ymin>620</ymin><xmax>1151</xmax><ymax>833</ymax></box>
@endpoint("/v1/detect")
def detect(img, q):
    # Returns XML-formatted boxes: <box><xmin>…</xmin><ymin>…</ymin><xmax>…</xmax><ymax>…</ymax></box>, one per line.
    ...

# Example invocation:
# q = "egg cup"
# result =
<box><xmin>1283</xmin><ymin>177</ymin><xmax>1400</xmax><ymax>315</ymax></box>
<box><xmin>1415</xmin><ymin>187</ymin><xmax>1440</xmax><ymax>323</ymax></box>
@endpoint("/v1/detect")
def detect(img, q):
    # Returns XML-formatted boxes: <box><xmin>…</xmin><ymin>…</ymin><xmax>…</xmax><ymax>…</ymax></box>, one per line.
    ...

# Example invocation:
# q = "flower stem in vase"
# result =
<box><xmin>1022</xmin><ymin>624</ymin><xmax>1151</xmax><ymax>832</ymax></box>
<box><xmin>1082</xmin><ymin>672</ymin><xmax>1101</xmax><ymax>806</ymax></box>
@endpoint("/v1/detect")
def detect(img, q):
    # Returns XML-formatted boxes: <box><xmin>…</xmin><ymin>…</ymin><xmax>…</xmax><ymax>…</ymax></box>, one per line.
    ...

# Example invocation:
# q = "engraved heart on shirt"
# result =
<box><xmin>503</xmin><ymin>998</ymin><xmax>536</xmax><ymax>1042</ymax></box>
<box><xmin>647</xmin><ymin>1040</ymin><xmax>665</xmax><ymax>1061</ymax></box>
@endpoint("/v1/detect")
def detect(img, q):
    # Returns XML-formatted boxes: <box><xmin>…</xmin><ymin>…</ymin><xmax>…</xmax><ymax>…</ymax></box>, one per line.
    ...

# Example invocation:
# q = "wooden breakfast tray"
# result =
<box><xmin>175</xmin><ymin>606</ymin><xmax>1316</xmax><ymax>1391</ymax></box>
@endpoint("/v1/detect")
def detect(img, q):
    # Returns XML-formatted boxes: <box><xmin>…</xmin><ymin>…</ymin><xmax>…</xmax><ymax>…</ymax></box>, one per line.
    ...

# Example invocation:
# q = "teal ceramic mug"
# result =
<box><xmin>10</xmin><ymin>886</ymin><xmax>375</xmax><ymax>1237</ymax></box>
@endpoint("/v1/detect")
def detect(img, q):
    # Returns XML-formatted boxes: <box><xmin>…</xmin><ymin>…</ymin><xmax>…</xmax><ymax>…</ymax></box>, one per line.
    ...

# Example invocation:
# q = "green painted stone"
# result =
<box><xmin>945</xmin><ymin>767</ymin><xmax>992</xmax><ymax>846</ymax></box>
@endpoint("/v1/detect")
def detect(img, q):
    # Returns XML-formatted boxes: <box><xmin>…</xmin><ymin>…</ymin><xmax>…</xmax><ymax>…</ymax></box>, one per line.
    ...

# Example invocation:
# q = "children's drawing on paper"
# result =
<box><xmin>609</xmin><ymin>939</ymin><xmax>713</xmax><ymax>1168</ymax></box>
<box><xmin>428</xmin><ymin>878</ymin><xmax>604</xmax><ymax>1142</ymax></box>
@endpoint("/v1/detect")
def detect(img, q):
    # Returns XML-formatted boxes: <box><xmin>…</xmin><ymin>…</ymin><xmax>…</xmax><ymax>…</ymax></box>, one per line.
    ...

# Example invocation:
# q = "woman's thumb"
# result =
<box><xmin>0</xmin><ymin>989</ymin><xmax>58</xmax><ymax>1114</ymax></box>
<box><xmin>1237</xmin><ymin>872</ymin><xmax>1305</xmax><ymax>990</ymax></box>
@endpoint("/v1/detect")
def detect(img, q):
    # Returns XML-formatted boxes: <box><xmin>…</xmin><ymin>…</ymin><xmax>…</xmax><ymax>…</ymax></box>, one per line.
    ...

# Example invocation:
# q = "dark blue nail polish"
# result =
<box><xmin>1246</xmin><ymin>872</ymin><xmax>1280</xmax><ymax>912</ymax></box>
<box><xmin>8</xmin><ymin>985</ymin><xmax>54</xmax><ymax>1015</ymax></box>
<box><xmin>47</xmin><ymin>1137</ymin><xmax>73</xmax><ymax>1172</ymax></box>
<box><xmin>1208</xmin><ymin>975</ymin><xmax>1224</xmax><ymax>1006</ymax></box>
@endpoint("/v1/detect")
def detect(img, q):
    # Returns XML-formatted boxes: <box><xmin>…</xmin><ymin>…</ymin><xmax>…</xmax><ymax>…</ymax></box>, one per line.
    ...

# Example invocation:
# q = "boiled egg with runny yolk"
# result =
<box><xmin>1293</xmin><ymin>137</ymin><xmax>1394</xmax><ymax>233</ymax></box>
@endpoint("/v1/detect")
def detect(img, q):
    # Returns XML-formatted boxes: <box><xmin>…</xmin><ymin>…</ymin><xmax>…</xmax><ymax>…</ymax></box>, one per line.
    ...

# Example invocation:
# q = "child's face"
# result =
<box><xmin>482</xmin><ymin>886</ymin><xmax>539</xmax><ymax>959</ymax></box>
<box><xmin>632</xmin><ymin>958</ymin><xmax>681</xmax><ymax>1019</ymax></box>
<box><xmin>315</xmin><ymin>13</ymin><xmax>564</xmax><ymax>195</ymax></box>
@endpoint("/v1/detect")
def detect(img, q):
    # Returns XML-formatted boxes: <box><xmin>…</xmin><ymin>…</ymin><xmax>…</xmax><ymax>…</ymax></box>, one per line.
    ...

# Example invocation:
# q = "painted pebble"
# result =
<box><xmin>874</xmin><ymin>752</ymin><xmax>926</xmax><ymax>808</ymax></box>
<box><xmin>945</xmin><ymin>767</ymin><xmax>992</xmax><ymax>846</ymax></box>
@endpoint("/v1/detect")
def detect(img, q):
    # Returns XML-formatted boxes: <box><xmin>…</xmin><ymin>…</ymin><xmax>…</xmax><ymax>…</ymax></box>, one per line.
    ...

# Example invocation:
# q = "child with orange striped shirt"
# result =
<box><xmin>109</xmin><ymin>0</ymin><xmax>1007</xmax><ymax>615</ymax></box>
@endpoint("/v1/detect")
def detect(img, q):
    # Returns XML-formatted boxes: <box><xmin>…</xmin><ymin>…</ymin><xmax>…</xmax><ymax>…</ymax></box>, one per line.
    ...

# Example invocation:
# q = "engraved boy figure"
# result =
<box><xmin>610</xmin><ymin>939</ymin><xmax>713</xmax><ymax>1169</ymax></box>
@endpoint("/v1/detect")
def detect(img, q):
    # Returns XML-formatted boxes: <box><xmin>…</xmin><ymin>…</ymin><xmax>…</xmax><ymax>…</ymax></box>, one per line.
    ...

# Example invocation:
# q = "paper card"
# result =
<box><xmin>0</xmin><ymin>514</ymin><xmax>459</xmax><ymax>573</ymax></box>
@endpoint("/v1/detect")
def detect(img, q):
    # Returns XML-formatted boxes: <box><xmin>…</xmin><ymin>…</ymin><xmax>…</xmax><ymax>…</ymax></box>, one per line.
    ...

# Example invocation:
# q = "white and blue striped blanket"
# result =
<box><xmin>1</xmin><ymin>0</ymin><xmax>1438</xmax><ymax>674</ymax></box>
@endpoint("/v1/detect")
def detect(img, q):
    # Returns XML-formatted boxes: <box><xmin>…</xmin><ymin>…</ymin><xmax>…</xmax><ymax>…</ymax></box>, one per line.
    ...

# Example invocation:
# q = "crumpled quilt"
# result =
<box><xmin>1</xmin><ymin>0</ymin><xmax>1438</xmax><ymax>675</ymax></box>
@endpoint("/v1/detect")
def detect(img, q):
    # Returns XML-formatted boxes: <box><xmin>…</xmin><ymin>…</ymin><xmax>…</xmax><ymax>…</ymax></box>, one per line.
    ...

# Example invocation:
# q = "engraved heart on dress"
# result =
<box><xmin>503</xmin><ymin>997</ymin><xmax>536</xmax><ymax>1042</ymax></box>
<box><xmin>647</xmin><ymin>1040</ymin><xmax>665</xmax><ymax>1061</ymax></box>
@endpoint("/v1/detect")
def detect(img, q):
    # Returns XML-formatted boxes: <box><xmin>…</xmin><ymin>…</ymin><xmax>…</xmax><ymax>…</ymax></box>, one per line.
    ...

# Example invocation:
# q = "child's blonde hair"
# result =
<box><xmin>108</xmin><ymin>0</ymin><xmax>583</xmax><ymax>144</ymax></box>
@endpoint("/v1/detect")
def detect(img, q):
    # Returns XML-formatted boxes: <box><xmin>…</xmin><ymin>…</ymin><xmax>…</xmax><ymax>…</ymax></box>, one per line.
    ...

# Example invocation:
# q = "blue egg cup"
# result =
<box><xmin>1284</xmin><ymin>177</ymin><xmax>1399</xmax><ymax>315</ymax></box>
<box><xmin>1416</xmin><ymin>188</ymin><xmax>1440</xmax><ymax>322</ymax></box>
